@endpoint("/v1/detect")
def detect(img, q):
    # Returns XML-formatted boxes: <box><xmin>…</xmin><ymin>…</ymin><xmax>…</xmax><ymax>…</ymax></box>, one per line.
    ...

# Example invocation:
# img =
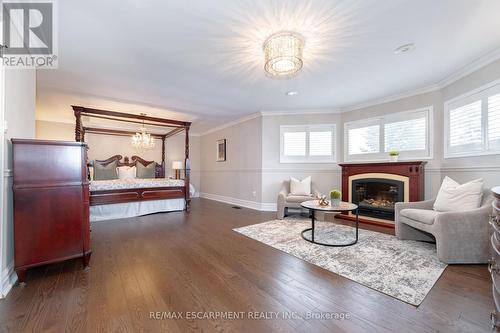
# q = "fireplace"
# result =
<box><xmin>352</xmin><ymin>178</ymin><xmax>404</xmax><ymax>220</ymax></box>
<box><xmin>339</xmin><ymin>162</ymin><xmax>426</xmax><ymax>227</ymax></box>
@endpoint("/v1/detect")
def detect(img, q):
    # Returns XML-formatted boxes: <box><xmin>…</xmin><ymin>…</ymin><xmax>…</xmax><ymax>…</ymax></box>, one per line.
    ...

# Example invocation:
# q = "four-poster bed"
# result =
<box><xmin>72</xmin><ymin>106</ymin><xmax>191</xmax><ymax>221</ymax></box>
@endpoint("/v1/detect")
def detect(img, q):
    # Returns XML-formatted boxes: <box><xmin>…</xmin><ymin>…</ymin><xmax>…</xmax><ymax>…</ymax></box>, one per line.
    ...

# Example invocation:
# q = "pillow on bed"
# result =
<box><xmin>93</xmin><ymin>161</ymin><xmax>118</xmax><ymax>180</ymax></box>
<box><xmin>117</xmin><ymin>166</ymin><xmax>136</xmax><ymax>180</ymax></box>
<box><xmin>136</xmin><ymin>162</ymin><xmax>156</xmax><ymax>179</ymax></box>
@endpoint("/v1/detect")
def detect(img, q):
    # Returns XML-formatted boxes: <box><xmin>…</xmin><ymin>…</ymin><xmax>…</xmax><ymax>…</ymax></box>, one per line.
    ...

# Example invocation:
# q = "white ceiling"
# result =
<box><xmin>36</xmin><ymin>0</ymin><xmax>500</xmax><ymax>134</ymax></box>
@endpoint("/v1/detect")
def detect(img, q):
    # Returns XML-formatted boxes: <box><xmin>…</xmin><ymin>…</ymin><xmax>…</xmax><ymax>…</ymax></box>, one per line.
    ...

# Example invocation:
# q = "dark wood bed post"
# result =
<box><xmin>161</xmin><ymin>136</ymin><xmax>166</xmax><ymax>178</ymax></box>
<box><xmin>185</xmin><ymin>126</ymin><xmax>191</xmax><ymax>211</ymax></box>
<box><xmin>74</xmin><ymin>107</ymin><xmax>82</xmax><ymax>142</ymax></box>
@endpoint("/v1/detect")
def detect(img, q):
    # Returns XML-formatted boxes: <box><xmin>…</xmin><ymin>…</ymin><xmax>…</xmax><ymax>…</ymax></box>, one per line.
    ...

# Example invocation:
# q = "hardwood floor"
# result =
<box><xmin>0</xmin><ymin>198</ymin><xmax>493</xmax><ymax>332</ymax></box>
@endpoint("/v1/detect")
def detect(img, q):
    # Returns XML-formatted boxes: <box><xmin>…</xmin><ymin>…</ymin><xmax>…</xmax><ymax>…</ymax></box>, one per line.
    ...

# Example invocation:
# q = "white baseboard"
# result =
<box><xmin>260</xmin><ymin>202</ymin><xmax>278</xmax><ymax>211</ymax></box>
<box><xmin>199</xmin><ymin>192</ymin><xmax>277</xmax><ymax>212</ymax></box>
<box><xmin>1</xmin><ymin>261</ymin><xmax>17</xmax><ymax>298</ymax></box>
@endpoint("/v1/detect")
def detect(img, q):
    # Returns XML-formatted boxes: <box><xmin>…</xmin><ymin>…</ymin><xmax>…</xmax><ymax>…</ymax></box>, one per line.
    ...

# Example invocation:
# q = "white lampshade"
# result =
<box><xmin>172</xmin><ymin>161</ymin><xmax>183</xmax><ymax>170</ymax></box>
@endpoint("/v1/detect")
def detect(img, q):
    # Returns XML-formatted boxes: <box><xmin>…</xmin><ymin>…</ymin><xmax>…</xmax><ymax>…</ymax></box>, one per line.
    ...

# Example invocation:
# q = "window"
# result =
<box><xmin>444</xmin><ymin>80</ymin><xmax>500</xmax><ymax>158</ymax></box>
<box><xmin>344</xmin><ymin>108</ymin><xmax>432</xmax><ymax>162</ymax></box>
<box><xmin>488</xmin><ymin>93</ymin><xmax>500</xmax><ymax>150</ymax></box>
<box><xmin>348</xmin><ymin>125</ymin><xmax>379</xmax><ymax>155</ymax></box>
<box><xmin>384</xmin><ymin>117</ymin><xmax>426</xmax><ymax>152</ymax></box>
<box><xmin>280</xmin><ymin>124</ymin><xmax>336</xmax><ymax>163</ymax></box>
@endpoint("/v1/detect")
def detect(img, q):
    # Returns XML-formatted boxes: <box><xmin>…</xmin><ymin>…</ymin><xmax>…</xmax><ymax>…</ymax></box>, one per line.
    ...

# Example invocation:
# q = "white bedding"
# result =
<box><xmin>90</xmin><ymin>199</ymin><xmax>185</xmax><ymax>222</ymax></box>
<box><xmin>90</xmin><ymin>178</ymin><xmax>185</xmax><ymax>191</ymax></box>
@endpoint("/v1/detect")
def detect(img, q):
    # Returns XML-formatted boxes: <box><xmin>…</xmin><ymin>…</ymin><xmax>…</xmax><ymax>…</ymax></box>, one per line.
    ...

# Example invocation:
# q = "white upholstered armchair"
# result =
<box><xmin>277</xmin><ymin>179</ymin><xmax>321</xmax><ymax>219</ymax></box>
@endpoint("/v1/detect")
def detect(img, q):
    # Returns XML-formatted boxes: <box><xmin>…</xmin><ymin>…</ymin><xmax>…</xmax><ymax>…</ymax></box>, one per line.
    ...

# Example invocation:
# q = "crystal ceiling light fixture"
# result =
<box><xmin>131</xmin><ymin>113</ymin><xmax>155</xmax><ymax>150</ymax></box>
<box><xmin>263</xmin><ymin>31</ymin><xmax>304</xmax><ymax>79</ymax></box>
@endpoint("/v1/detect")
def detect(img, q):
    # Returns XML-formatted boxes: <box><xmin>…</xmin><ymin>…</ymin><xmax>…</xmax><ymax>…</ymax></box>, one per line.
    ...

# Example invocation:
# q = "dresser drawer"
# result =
<box><xmin>493</xmin><ymin>286</ymin><xmax>500</xmax><ymax>332</ymax></box>
<box><xmin>490</xmin><ymin>215</ymin><xmax>500</xmax><ymax>240</ymax></box>
<box><xmin>490</xmin><ymin>235</ymin><xmax>500</xmax><ymax>292</ymax></box>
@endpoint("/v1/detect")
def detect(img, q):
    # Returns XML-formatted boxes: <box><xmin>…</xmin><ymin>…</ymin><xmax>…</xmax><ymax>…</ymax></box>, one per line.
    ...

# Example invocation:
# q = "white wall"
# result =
<box><xmin>199</xmin><ymin>116</ymin><xmax>263</xmax><ymax>207</ymax></box>
<box><xmin>1</xmin><ymin>68</ymin><xmax>36</xmax><ymax>297</ymax></box>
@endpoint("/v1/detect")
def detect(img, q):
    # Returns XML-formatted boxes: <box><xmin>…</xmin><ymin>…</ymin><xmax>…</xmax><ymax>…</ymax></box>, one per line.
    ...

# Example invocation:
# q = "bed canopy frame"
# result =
<box><xmin>72</xmin><ymin>105</ymin><xmax>192</xmax><ymax>209</ymax></box>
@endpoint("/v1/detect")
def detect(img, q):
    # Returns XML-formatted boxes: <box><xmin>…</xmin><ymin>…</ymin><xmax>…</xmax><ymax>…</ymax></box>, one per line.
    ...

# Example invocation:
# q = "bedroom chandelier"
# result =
<box><xmin>131</xmin><ymin>114</ymin><xmax>155</xmax><ymax>150</ymax></box>
<box><xmin>263</xmin><ymin>31</ymin><xmax>304</xmax><ymax>79</ymax></box>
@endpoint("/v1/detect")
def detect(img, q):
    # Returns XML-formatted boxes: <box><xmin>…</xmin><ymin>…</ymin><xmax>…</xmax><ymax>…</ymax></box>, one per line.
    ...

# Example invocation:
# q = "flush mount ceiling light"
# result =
<box><xmin>394</xmin><ymin>43</ymin><xmax>415</xmax><ymax>54</ymax></box>
<box><xmin>263</xmin><ymin>31</ymin><xmax>304</xmax><ymax>79</ymax></box>
<box><xmin>286</xmin><ymin>91</ymin><xmax>299</xmax><ymax>96</ymax></box>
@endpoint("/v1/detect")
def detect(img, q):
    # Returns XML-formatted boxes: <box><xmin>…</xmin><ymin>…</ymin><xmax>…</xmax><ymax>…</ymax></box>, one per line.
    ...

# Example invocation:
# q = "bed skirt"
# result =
<box><xmin>90</xmin><ymin>198</ymin><xmax>185</xmax><ymax>222</ymax></box>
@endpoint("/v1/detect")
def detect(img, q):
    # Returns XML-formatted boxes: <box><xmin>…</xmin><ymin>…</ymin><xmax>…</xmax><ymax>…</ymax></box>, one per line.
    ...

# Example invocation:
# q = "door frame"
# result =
<box><xmin>0</xmin><ymin>58</ymin><xmax>6</xmax><ymax>297</ymax></box>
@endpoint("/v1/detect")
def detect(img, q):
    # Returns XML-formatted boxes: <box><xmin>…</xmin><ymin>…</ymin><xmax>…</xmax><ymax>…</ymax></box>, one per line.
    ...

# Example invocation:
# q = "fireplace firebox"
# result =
<box><xmin>351</xmin><ymin>178</ymin><xmax>404</xmax><ymax>220</ymax></box>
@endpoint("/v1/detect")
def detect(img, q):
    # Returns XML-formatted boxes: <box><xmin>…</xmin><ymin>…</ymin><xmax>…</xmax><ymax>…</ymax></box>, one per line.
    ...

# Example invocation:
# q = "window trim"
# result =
<box><xmin>444</xmin><ymin>79</ymin><xmax>500</xmax><ymax>159</ymax></box>
<box><xmin>343</xmin><ymin>107</ymin><xmax>434</xmax><ymax>163</ymax></box>
<box><xmin>279</xmin><ymin>124</ymin><xmax>337</xmax><ymax>163</ymax></box>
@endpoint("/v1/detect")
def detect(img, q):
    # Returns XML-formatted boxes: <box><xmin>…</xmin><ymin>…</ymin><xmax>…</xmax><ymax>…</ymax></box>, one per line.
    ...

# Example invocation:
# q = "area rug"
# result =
<box><xmin>233</xmin><ymin>218</ymin><xmax>447</xmax><ymax>306</ymax></box>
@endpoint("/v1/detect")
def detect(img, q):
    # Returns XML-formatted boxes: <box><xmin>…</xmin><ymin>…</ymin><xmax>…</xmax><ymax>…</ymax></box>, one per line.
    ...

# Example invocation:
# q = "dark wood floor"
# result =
<box><xmin>0</xmin><ymin>198</ymin><xmax>493</xmax><ymax>332</ymax></box>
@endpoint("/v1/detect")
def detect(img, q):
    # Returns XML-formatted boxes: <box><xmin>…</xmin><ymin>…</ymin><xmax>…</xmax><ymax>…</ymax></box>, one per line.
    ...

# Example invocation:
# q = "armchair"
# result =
<box><xmin>395</xmin><ymin>190</ymin><xmax>492</xmax><ymax>264</ymax></box>
<box><xmin>277</xmin><ymin>180</ymin><xmax>321</xmax><ymax>219</ymax></box>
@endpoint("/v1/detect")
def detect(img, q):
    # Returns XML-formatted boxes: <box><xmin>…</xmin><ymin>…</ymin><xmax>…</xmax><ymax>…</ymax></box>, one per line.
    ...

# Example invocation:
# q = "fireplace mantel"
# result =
<box><xmin>338</xmin><ymin>161</ymin><xmax>426</xmax><ymax>227</ymax></box>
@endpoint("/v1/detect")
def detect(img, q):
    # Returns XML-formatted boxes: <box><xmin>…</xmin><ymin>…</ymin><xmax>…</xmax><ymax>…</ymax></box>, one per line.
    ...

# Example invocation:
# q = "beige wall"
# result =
<box><xmin>199</xmin><ymin>116</ymin><xmax>262</xmax><ymax>204</ymax></box>
<box><xmin>1</xmin><ymin>68</ymin><xmax>36</xmax><ymax>297</ymax></box>
<box><xmin>36</xmin><ymin>120</ymin><xmax>74</xmax><ymax>141</ymax></box>
<box><xmin>35</xmin><ymin>120</ymin><xmax>201</xmax><ymax>193</ymax></box>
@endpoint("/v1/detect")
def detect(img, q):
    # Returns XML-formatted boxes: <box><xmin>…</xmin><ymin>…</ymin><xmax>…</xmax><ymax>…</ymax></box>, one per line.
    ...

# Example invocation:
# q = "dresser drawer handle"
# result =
<box><xmin>491</xmin><ymin>312</ymin><xmax>500</xmax><ymax>331</ymax></box>
<box><xmin>489</xmin><ymin>259</ymin><xmax>500</xmax><ymax>274</ymax></box>
<box><xmin>492</xmin><ymin>215</ymin><xmax>499</xmax><ymax>226</ymax></box>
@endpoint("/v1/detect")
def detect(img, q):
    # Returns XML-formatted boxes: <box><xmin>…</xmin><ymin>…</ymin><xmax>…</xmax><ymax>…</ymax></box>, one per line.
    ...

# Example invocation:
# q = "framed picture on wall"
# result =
<box><xmin>216</xmin><ymin>139</ymin><xmax>226</xmax><ymax>162</ymax></box>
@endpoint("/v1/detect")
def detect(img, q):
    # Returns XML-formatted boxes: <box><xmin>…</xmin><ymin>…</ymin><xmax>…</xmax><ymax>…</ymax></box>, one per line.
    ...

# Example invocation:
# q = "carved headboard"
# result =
<box><xmin>93</xmin><ymin>155</ymin><xmax>164</xmax><ymax>178</ymax></box>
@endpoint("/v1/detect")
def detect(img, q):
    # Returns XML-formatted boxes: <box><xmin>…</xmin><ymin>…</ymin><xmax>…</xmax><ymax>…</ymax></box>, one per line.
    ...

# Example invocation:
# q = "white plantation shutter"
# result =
<box><xmin>449</xmin><ymin>101</ymin><xmax>482</xmax><ymax>148</ymax></box>
<box><xmin>345</xmin><ymin>108</ymin><xmax>431</xmax><ymax>161</ymax></box>
<box><xmin>385</xmin><ymin>117</ymin><xmax>426</xmax><ymax>152</ymax></box>
<box><xmin>445</xmin><ymin>81</ymin><xmax>500</xmax><ymax>157</ymax></box>
<box><xmin>310</xmin><ymin>131</ymin><xmax>332</xmax><ymax>156</ymax></box>
<box><xmin>280</xmin><ymin>125</ymin><xmax>336</xmax><ymax>162</ymax></box>
<box><xmin>348</xmin><ymin>125</ymin><xmax>380</xmax><ymax>155</ymax></box>
<box><xmin>488</xmin><ymin>93</ymin><xmax>500</xmax><ymax>149</ymax></box>
<box><xmin>283</xmin><ymin>132</ymin><xmax>306</xmax><ymax>156</ymax></box>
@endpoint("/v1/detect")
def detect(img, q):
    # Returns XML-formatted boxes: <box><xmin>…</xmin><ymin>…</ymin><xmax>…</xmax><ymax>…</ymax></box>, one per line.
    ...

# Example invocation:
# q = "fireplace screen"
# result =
<box><xmin>352</xmin><ymin>178</ymin><xmax>404</xmax><ymax>220</ymax></box>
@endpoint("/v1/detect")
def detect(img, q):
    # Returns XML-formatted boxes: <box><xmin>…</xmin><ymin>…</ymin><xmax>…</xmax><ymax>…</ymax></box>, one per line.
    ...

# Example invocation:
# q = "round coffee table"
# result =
<box><xmin>300</xmin><ymin>200</ymin><xmax>359</xmax><ymax>247</ymax></box>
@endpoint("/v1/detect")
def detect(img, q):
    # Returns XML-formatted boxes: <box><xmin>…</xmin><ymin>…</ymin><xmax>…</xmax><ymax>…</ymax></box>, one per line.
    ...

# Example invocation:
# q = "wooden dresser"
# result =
<box><xmin>12</xmin><ymin>139</ymin><xmax>91</xmax><ymax>282</ymax></box>
<box><xmin>491</xmin><ymin>186</ymin><xmax>500</xmax><ymax>331</ymax></box>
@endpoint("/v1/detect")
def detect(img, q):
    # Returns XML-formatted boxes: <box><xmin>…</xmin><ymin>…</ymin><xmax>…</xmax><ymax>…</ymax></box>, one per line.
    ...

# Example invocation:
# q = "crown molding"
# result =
<box><xmin>260</xmin><ymin>108</ymin><xmax>342</xmax><ymax>116</ymax></box>
<box><xmin>199</xmin><ymin>112</ymin><xmax>261</xmax><ymax>136</ymax></box>
<box><xmin>340</xmin><ymin>84</ymin><xmax>440</xmax><ymax>113</ymax></box>
<box><xmin>436</xmin><ymin>46</ymin><xmax>500</xmax><ymax>89</ymax></box>
<box><xmin>342</xmin><ymin>46</ymin><xmax>500</xmax><ymax>113</ymax></box>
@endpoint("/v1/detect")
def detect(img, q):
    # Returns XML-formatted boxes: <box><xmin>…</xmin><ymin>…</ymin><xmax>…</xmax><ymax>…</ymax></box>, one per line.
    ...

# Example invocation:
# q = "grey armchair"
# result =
<box><xmin>277</xmin><ymin>179</ymin><xmax>321</xmax><ymax>219</ymax></box>
<box><xmin>395</xmin><ymin>190</ymin><xmax>492</xmax><ymax>264</ymax></box>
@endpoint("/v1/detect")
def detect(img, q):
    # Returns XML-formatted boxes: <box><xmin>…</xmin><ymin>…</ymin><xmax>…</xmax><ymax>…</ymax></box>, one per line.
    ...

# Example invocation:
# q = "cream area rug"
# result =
<box><xmin>233</xmin><ymin>218</ymin><xmax>447</xmax><ymax>306</ymax></box>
